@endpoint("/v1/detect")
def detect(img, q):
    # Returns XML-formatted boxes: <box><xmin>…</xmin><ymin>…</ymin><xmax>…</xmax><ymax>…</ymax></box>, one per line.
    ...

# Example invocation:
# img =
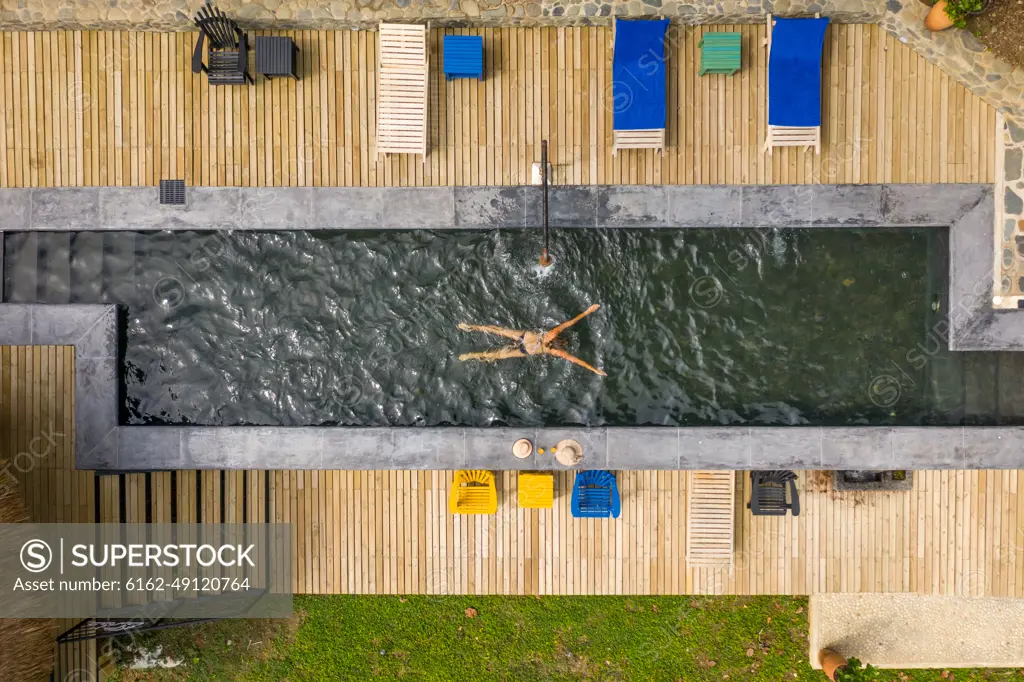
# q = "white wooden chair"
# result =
<box><xmin>685</xmin><ymin>470</ymin><xmax>736</xmax><ymax>569</ymax></box>
<box><xmin>376</xmin><ymin>22</ymin><xmax>428</xmax><ymax>158</ymax></box>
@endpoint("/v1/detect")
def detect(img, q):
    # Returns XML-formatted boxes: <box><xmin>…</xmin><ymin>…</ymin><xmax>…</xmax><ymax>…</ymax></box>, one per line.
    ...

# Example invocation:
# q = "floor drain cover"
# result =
<box><xmin>159</xmin><ymin>179</ymin><xmax>186</xmax><ymax>205</ymax></box>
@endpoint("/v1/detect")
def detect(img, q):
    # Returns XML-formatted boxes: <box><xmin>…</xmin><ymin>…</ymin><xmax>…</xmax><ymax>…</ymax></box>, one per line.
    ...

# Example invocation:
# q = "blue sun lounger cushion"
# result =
<box><xmin>612</xmin><ymin>18</ymin><xmax>670</xmax><ymax>153</ymax></box>
<box><xmin>768</xmin><ymin>17</ymin><xmax>829</xmax><ymax>128</ymax></box>
<box><xmin>571</xmin><ymin>470</ymin><xmax>622</xmax><ymax>519</ymax></box>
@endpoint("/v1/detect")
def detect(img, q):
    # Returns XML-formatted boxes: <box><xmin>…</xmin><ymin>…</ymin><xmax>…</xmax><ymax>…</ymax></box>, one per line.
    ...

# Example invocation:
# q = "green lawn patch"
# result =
<box><xmin>109</xmin><ymin>595</ymin><xmax>1021</xmax><ymax>681</ymax></box>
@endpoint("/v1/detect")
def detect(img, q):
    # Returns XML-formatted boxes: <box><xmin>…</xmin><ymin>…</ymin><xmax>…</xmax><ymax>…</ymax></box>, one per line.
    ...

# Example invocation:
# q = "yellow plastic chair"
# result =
<box><xmin>449</xmin><ymin>470</ymin><xmax>498</xmax><ymax>514</ymax></box>
<box><xmin>518</xmin><ymin>472</ymin><xmax>554</xmax><ymax>509</ymax></box>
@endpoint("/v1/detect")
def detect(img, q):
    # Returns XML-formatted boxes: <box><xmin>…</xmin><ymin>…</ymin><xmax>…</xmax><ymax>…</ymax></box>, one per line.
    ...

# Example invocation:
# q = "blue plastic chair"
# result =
<box><xmin>443</xmin><ymin>35</ymin><xmax>484</xmax><ymax>81</ymax></box>
<box><xmin>570</xmin><ymin>470</ymin><xmax>621</xmax><ymax>519</ymax></box>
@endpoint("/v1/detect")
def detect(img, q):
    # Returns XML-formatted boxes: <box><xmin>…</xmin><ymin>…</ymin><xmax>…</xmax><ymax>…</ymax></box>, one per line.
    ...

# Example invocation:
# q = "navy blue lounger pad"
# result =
<box><xmin>612</xmin><ymin>19</ymin><xmax>670</xmax><ymax>131</ymax></box>
<box><xmin>768</xmin><ymin>17</ymin><xmax>829</xmax><ymax>127</ymax></box>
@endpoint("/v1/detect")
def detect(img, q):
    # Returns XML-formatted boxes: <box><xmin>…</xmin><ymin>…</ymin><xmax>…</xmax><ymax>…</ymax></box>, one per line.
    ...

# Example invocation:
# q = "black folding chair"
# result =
<box><xmin>748</xmin><ymin>470</ymin><xmax>800</xmax><ymax>516</ymax></box>
<box><xmin>192</xmin><ymin>4</ymin><xmax>253</xmax><ymax>85</ymax></box>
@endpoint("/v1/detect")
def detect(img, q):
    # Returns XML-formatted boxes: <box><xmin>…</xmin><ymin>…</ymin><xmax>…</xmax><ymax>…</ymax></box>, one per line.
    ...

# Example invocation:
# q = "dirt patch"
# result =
<box><xmin>805</xmin><ymin>470</ymin><xmax>833</xmax><ymax>493</ymax></box>
<box><xmin>966</xmin><ymin>0</ymin><xmax>1024</xmax><ymax>70</ymax></box>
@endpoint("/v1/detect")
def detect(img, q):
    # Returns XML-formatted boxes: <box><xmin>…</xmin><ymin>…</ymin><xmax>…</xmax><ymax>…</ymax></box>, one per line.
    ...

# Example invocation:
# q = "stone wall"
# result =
<box><xmin>0</xmin><ymin>0</ymin><xmax>884</xmax><ymax>31</ymax></box>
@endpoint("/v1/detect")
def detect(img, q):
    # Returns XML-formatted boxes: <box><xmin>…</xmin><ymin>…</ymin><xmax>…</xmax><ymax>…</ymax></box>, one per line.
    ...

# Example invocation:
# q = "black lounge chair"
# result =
<box><xmin>192</xmin><ymin>4</ymin><xmax>253</xmax><ymax>85</ymax></box>
<box><xmin>748</xmin><ymin>470</ymin><xmax>800</xmax><ymax>516</ymax></box>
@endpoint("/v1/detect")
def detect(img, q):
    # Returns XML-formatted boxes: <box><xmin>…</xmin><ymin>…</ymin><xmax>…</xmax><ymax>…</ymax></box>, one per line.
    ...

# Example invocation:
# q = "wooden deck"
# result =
<box><xmin>5</xmin><ymin>345</ymin><xmax>1024</xmax><ymax>598</ymax></box>
<box><xmin>0</xmin><ymin>24</ymin><xmax>995</xmax><ymax>189</ymax></box>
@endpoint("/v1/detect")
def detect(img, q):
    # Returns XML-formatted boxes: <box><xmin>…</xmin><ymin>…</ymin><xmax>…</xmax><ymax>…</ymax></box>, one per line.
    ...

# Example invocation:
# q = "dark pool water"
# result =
<box><xmin>6</xmin><ymin>227</ymin><xmax>1009</xmax><ymax>427</ymax></box>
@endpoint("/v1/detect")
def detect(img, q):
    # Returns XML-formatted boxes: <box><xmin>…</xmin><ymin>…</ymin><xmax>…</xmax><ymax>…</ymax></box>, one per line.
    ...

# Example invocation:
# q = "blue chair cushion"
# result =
<box><xmin>444</xmin><ymin>35</ymin><xmax>484</xmax><ymax>80</ymax></box>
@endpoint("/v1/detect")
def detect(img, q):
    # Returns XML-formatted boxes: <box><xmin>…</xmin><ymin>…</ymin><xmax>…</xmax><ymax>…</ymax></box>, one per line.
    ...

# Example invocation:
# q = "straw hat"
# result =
<box><xmin>512</xmin><ymin>438</ymin><xmax>533</xmax><ymax>459</ymax></box>
<box><xmin>555</xmin><ymin>439</ymin><xmax>584</xmax><ymax>466</ymax></box>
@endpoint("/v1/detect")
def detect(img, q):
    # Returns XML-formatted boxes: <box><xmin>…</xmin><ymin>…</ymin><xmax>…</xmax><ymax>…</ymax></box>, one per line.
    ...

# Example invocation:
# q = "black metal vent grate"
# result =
<box><xmin>159</xmin><ymin>179</ymin><xmax>186</xmax><ymax>205</ymax></box>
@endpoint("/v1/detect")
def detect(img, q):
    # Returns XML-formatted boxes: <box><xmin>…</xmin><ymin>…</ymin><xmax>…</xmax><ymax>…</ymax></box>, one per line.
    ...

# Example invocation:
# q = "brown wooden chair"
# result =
<box><xmin>192</xmin><ymin>4</ymin><xmax>253</xmax><ymax>85</ymax></box>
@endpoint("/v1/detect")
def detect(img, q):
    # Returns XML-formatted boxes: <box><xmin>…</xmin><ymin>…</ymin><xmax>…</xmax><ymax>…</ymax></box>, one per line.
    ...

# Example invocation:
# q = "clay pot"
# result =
<box><xmin>925</xmin><ymin>1</ymin><xmax>954</xmax><ymax>31</ymax></box>
<box><xmin>819</xmin><ymin>649</ymin><xmax>848</xmax><ymax>681</ymax></box>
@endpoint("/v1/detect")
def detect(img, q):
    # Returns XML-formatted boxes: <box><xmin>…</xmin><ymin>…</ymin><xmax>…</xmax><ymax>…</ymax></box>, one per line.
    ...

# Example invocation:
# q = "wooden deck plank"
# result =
<box><xmin>0</xmin><ymin>25</ymin><xmax>996</xmax><ymax>188</ymax></box>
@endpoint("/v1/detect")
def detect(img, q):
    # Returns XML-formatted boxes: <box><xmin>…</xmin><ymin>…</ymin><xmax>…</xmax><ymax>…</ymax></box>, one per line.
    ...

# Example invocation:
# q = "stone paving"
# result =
<box><xmin>810</xmin><ymin>593</ymin><xmax>1024</xmax><ymax>668</ymax></box>
<box><xmin>996</xmin><ymin>117</ymin><xmax>1024</xmax><ymax>307</ymax></box>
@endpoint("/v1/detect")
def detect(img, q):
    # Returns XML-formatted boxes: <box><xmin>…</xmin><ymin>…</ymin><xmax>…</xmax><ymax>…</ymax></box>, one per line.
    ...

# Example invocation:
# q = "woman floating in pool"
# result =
<box><xmin>457</xmin><ymin>304</ymin><xmax>607</xmax><ymax>376</ymax></box>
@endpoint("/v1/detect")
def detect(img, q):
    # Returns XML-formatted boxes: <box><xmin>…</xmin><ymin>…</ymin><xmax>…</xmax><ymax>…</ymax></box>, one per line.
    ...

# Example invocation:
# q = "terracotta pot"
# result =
<box><xmin>819</xmin><ymin>649</ymin><xmax>848</xmax><ymax>681</ymax></box>
<box><xmin>925</xmin><ymin>1</ymin><xmax>955</xmax><ymax>31</ymax></box>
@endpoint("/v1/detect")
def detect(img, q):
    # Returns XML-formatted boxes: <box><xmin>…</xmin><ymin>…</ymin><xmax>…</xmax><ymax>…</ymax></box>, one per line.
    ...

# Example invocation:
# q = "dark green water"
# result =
<box><xmin>7</xmin><ymin>227</ymin><xmax>1010</xmax><ymax>426</ymax></box>
<box><xmin>81</xmin><ymin>227</ymin><xmax>989</xmax><ymax>427</ymax></box>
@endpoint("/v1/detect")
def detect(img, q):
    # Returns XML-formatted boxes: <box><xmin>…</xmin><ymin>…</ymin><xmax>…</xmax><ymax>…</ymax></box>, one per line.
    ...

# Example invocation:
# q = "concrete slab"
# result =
<box><xmin>31</xmin><ymin>188</ymin><xmax>99</xmax><ymax>229</ymax></box>
<box><xmin>810</xmin><ymin>593</ymin><xmax>1024</xmax><ymax>669</ymax></box>
<box><xmin>665</xmin><ymin>185</ymin><xmax>742</xmax><ymax>227</ymax></box>
<box><xmin>75</xmin><ymin>356</ymin><xmax>119</xmax><ymax>469</ymax></box>
<box><xmin>464</xmin><ymin>427</ymin><xmax>540</xmax><ymax>470</ymax></box>
<box><xmin>962</xmin><ymin>427</ymin><xmax>1024</xmax><ymax>468</ymax></box>
<box><xmin>322</xmin><ymin>428</ymin><xmax>395</xmax><ymax>468</ymax></box>
<box><xmin>679</xmin><ymin>428</ymin><xmax>752</xmax><ymax>468</ymax></box>
<box><xmin>239</xmin><ymin>187</ymin><xmax>313</xmax><ymax>229</ymax></box>
<box><xmin>607</xmin><ymin>427</ymin><xmax>678</xmax><ymax>468</ymax></box>
<box><xmin>99</xmin><ymin>187</ymin><xmax>241</xmax><ymax>230</ymax></box>
<box><xmin>597</xmin><ymin>186</ymin><xmax>667</xmax><ymax>227</ymax></box>
<box><xmin>547</xmin><ymin>186</ymin><xmax>598</xmax><ymax>227</ymax></box>
<box><xmin>741</xmin><ymin>185</ymin><xmax>817</xmax><ymax>227</ymax></box>
<box><xmin>534</xmin><ymin>427</ymin><xmax>607</xmax><ymax>469</ymax></box>
<box><xmin>455</xmin><ymin>186</ymin><xmax>536</xmax><ymax>229</ymax></box>
<box><xmin>0</xmin><ymin>190</ymin><xmax>30</xmax><ymax>227</ymax></box>
<box><xmin>821</xmin><ymin>427</ymin><xmax>893</xmax><ymax>469</ymax></box>
<box><xmin>749</xmin><ymin>428</ymin><xmax>822</xmax><ymax>469</ymax></box>
<box><xmin>312</xmin><ymin>188</ymin><xmax>383</xmax><ymax>228</ymax></box>
<box><xmin>0</xmin><ymin>304</ymin><xmax>32</xmax><ymax>344</ymax></box>
<box><xmin>392</xmin><ymin>428</ymin><xmax>465</xmax><ymax>469</ymax></box>
<box><xmin>118</xmin><ymin>427</ymin><xmax>184</xmax><ymax>470</ymax></box>
<box><xmin>890</xmin><ymin>427</ymin><xmax>964</xmax><ymax>468</ymax></box>
<box><xmin>809</xmin><ymin>184</ymin><xmax>884</xmax><ymax>226</ymax></box>
<box><xmin>381</xmin><ymin>187</ymin><xmax>455</xmax><ymax>229</ymax></box>
<box><xmin>881</xmin><ymin>183</ymin><xmax>988</xmax><ymax>227</ymax></box>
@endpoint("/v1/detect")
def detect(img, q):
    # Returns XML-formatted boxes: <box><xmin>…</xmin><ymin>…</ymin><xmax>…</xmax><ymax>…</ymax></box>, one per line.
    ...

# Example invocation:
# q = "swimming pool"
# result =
<box><xmin>2</xmin><ymin>227</ymin><xmax>1010</xmax><ymax>427</ymax></box>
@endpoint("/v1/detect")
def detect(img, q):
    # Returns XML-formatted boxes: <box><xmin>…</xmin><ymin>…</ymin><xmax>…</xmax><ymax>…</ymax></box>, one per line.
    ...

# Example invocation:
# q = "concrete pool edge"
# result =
<box><xmin>1</xmin><ymin>183</ymin><xmax>1020</xmax><ymax>471</ymax></box>
<box><xmin>0</xmin><ymin>183</ymin><xmax>991</xmax><ymax>230</ymax></box>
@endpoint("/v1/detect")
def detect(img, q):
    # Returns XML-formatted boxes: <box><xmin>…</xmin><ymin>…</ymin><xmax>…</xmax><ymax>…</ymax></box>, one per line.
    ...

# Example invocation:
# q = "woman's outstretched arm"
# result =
<box><xmin>542</xmin><ymin>304</ymin><xmax>601</xmax><ymax>344</ymax></box>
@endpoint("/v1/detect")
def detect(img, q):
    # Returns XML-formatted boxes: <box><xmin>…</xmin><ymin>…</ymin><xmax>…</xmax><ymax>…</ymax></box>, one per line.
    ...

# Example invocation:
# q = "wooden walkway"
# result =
<box><xmin>0</xmin><ymin>24</ymin><xmax>995</xmax><ymax>189</ymax></box>
<box><xmin>5</xmin><ymin>345</ymin><xmax>1024</xmax><ymax>598</ymax></box>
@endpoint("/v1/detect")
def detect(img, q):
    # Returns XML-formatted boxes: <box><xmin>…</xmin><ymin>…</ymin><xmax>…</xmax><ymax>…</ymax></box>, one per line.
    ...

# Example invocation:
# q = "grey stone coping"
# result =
<box><xmin>1</xmin><ymin>182</ymin><xmax>1019</xmax><ymax>470</ymax></box>
<box><xmin>0</xmin><ymin>304</ymin><xmax>119</xmax><ymax>468</ymax></box>
<box><xmin>0</xmin><ymin>183</ymin><xmax>991</xmax><ymax>230</ymax></box>
<box><xmin>103</xmin><ymin>425</ymin><xmax>1024</xmax><ymax>471</ymax></box>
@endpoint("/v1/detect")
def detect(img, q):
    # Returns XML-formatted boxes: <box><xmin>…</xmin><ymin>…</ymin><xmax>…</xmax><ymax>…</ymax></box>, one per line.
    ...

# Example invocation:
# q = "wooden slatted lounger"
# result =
<box><xmin>377</xmin><ymin>22</ymin><xmax>428</xmax><ymax>158</ymax></box>
<box><xmin>686</xmin><ymin>470</ymin><xmax>736</xmax><ymax>569</ymax></box>
<box><xmin>762</xmin><ymin>13</ymin><xmax>828</xmax><ymax>155</ymax></box>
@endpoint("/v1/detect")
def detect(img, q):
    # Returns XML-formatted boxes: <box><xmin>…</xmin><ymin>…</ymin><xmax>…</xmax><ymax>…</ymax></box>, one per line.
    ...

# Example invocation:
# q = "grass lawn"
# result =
<box><xmin>109</xmin><ymin>595</ymin><xmax>1021</xmax><ymax>682</ymax></box>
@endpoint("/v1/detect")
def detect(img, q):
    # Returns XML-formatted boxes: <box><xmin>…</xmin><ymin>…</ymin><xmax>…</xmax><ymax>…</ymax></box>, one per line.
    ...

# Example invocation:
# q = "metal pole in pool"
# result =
<box><xmin>539</xmin><ymin>140</ymin><xmax>551</xmax><ymax>267</ymax></box>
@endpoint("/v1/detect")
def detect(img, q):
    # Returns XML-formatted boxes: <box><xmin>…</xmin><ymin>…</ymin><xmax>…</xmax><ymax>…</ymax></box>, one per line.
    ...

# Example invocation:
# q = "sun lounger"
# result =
<box><xmin>763</xmin><ymin>14</ymin><xmax>829</xmax><ymax>154</ymax></box>
<box><xmin>377</xmin><ymin>22</ymin><xmax>428</xmax><ymax>158</ymax></box>
<box><xmin>611</xmin><ymin>18</ymin><xmax>670</xmax><ymax>155</ymax></box>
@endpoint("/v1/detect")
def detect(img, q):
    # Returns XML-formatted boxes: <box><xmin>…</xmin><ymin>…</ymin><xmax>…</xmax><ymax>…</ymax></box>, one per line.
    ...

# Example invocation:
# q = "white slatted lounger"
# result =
<box><xmin>613</xmin><ymin>130</ymin><xmax>666</xmax><ymax>155</ymax></box>
<box><xmin>377</xmin><ymin>23</ymin><xmax>428</xmax><ymax>158</ymax></box>
<box><xmin>686</xmin><ymin>470</ymin><xmax>736</xmax><ymax>569</ymax></box>
<box><xmin>762</xmin><ymin>13</ymin><xmax>822</xmax><ymax>155</ymax></box>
